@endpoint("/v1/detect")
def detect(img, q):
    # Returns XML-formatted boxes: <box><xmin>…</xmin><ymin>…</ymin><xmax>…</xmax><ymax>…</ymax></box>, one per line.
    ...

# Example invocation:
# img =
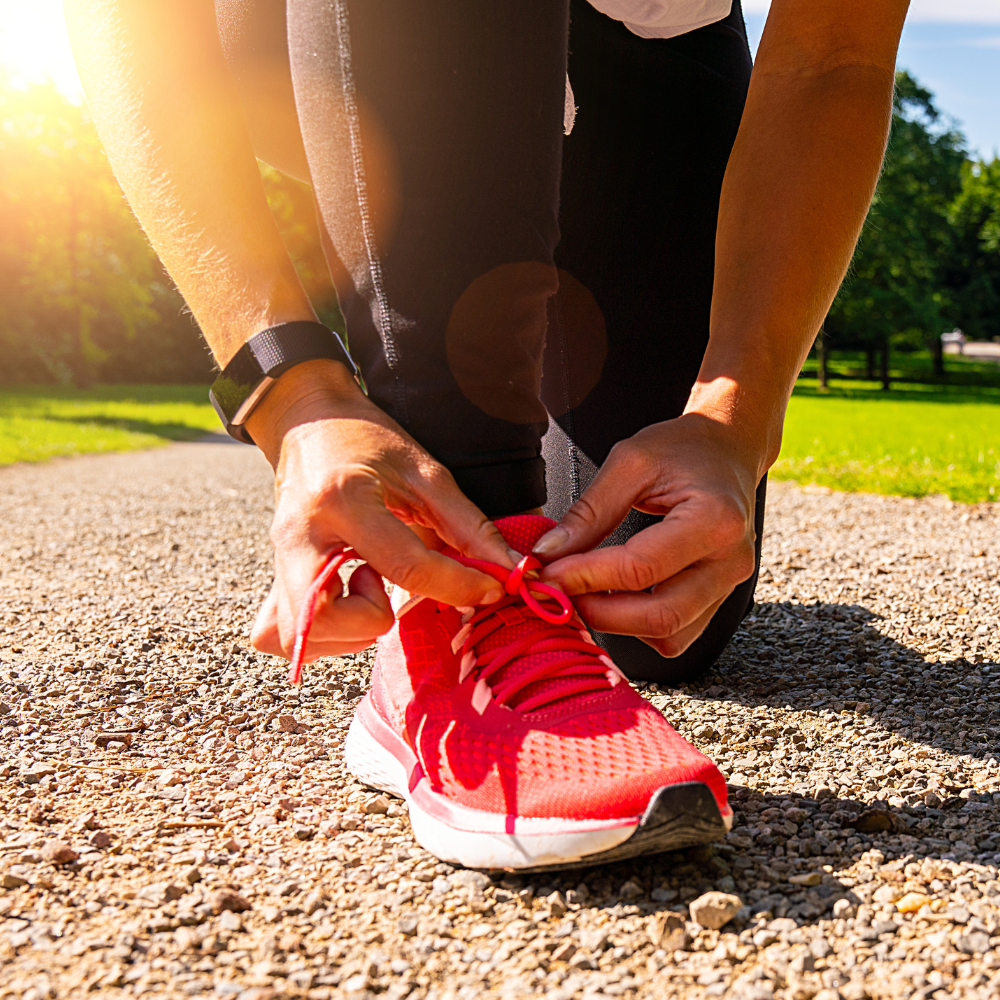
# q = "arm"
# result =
<box><xmin>690</xmin><ymin>0</ymin><xmax>909</xmax><ymax>473</ymax></box>
<box><xmin>63</xmin><ymin>0</ymin><xmax>313</xmax><ymax>365</ymax></box>
<box><xmin>64</xmin><ymin>0</ymin><xmax>513</xmax><ymax>659</ymax></box>
<box><xmin>539</xmin><ymin>0</ymin><xmax>910</xmax><ymax>654</ymax></box>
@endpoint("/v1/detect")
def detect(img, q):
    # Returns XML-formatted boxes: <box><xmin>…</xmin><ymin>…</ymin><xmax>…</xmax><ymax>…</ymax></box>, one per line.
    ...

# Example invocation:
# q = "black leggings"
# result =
<box><xmin>215</xmin><ymin>0</ymin><xmax>763</xmax><ymax>684</ymax></box>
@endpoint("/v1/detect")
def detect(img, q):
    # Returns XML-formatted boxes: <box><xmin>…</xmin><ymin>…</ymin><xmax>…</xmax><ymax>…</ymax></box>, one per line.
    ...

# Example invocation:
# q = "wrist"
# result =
<box><xmin>682</xmin><ymin>376</ymin><xmax>785</xmax><ymax>481</ymax></box>
<box><xmin>245</xmin><ymin>358</ymin><xmax>365</xmax><ymax>465</ymax></box>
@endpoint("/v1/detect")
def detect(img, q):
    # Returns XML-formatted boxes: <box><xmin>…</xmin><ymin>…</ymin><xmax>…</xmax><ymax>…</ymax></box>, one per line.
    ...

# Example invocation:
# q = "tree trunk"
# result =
<box><xmin>931</xmin><ymin>333</ymin><xmax>945</xmax><ymax>378</ymax></box>
<box><xmin>880</xmin><ymin>336</ymin><xmax>891</xmax><ymax>391</ymax></box>
<box><xmin>816</xmin><ymin>326</ymin><xmax>829</xmax><ymax>390</ymax></box>
<box><xmin>866</xmin><ymin>344</ymin><xmax>876</xmax><ymax>380</ymax></box>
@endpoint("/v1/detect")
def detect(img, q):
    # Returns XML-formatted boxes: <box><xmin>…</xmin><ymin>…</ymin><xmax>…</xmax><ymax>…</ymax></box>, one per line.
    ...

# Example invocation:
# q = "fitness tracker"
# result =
<box><xmin>209</xmin><ymin>321</ymin><xmax>357</xmax><ymax>444</ymax></box>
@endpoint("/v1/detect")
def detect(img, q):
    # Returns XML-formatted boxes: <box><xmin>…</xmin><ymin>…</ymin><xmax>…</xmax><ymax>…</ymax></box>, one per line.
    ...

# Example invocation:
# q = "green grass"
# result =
<box><xmin>0</xmin><ymin>385</ymin><xmax>218</xmax><ymax>465</ymax></box>
<box><xmin>4</xmin><ymin>357</ymin><xmax>1000</xmax><ymax>503</ymax></box>
<box><xmin>776</xmin><ymin>350</ymin><xmax>1000</xmax><ymax>502</ymax></box>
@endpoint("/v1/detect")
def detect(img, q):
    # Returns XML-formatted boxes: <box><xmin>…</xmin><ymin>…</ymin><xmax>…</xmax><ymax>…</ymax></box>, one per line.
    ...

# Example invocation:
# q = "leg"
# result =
<box><xmin>543</xmin><ymin>0</ymin><xmax>758</xmax><ymax>683</ymax></box>
<box><xmin>285</xmin><ymin>0</ymin><xmax>570</xmax><ymax>517</ymax></box>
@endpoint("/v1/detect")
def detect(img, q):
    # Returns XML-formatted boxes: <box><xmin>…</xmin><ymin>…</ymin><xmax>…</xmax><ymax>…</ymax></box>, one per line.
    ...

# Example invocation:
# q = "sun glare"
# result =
<box><xmin>0</xmin><ymin>0</ymin><xmax>82</xmax><ymax>99</ymax></box>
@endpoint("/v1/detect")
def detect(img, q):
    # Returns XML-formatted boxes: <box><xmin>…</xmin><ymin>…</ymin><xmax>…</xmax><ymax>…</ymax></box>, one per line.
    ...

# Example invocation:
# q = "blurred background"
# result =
<box><xmin>0</xmin><ymin>0</ymin><xmax>998</xmax><ymax>502</ymax></box>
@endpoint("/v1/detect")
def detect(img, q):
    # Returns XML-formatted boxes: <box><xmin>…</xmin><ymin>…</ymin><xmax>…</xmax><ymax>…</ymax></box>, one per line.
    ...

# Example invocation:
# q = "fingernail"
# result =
<box><xmin>505</xmin><ymin>547</ymin><xmax>523</xmax><ymax>564</ymax></box>
<box><xmin>483</xmin><ymin>588</ymin><xmax>504</xmax><ymax>605</ymax></box>
<box><xmin>532</xmin><ymin>526</ymin><xmax>569</xmax><ymax>556</ymax></box>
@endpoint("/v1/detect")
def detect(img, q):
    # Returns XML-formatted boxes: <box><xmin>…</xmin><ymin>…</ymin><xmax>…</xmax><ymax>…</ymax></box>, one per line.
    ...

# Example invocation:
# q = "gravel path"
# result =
<box><xmin>1</xmin><ymin>441</ymin><xmax>999</xmax><ymax>1000</ymax></box>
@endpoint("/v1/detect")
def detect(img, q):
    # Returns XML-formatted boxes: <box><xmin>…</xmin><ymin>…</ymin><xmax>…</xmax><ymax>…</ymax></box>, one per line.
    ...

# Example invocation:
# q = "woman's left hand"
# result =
<box><xmin>534</xmin><ymin>414</ymin><xmax>761</xmax><ymax>657</ymax></box>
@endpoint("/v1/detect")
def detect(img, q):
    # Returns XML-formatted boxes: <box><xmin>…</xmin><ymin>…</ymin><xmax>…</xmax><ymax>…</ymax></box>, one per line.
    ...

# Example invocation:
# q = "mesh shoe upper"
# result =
<box><xmin>370</xmin><ymin>514</ymin><xmax>728</xmax><ymax>824</ymax></box>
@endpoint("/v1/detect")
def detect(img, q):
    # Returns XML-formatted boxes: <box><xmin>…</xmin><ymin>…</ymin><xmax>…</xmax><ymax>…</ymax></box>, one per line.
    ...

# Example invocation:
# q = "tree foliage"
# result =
<box><xmin>0</xmin><ymin>77</ymin><xmax>213</xmax><ymax>386</ymax></box>
<box><xmin>945</xmin><ymin>157</ymin><xmax>1000</xmax><ymax>343</ymax></box>
<box><xmin>0</xmin><ymin>78</ymin><xmax>340</xmax><ymax>387</ymax></box>
<box><xmin>826</xmin><ymin>72</ymin><xmax>967</xmax><ymax>378</ymax></box>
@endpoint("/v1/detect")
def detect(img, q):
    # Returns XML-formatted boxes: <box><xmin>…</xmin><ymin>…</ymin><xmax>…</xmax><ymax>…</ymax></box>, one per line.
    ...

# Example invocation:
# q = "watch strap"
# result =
<box><xmin>209</xmin><ymin>321</ymin><xmax>357</xmax><ymax>444</ymax></box>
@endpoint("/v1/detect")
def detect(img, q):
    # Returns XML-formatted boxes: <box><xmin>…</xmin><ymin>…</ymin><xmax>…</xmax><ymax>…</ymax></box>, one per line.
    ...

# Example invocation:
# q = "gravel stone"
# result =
<box><xmin>39</xmin><ymin>840</ymin><xmax>79</xmax><ymax>865</ymax></box>
<box><xmin>1</xmin><ymin>446</ymin><xmax>1000</xmax><ymax>998</ymax></box>
<box><xmin>690</xmin><ymin>890</ymin><xmax>744</xmax><ymax>929</ymax></box>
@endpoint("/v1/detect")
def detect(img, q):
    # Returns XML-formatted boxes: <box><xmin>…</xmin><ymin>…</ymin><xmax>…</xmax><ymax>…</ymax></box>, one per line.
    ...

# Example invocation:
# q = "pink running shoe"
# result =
<box><xmin>299</xmin><ymin>515</ymin><xmax>731</xmax><ymax>870</ymax></box>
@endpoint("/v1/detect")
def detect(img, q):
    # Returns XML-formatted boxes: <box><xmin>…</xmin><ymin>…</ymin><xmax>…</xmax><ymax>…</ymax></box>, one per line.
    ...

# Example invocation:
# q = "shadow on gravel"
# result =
<box><xmin>42</xmin><ymin>413</ymin><xmax>213</xmax><ymax>442</ymax></box>
<box><xmin>695</xmin><ymin>599</ymin><xmax>998</xmax><ymax>773</ymax></box>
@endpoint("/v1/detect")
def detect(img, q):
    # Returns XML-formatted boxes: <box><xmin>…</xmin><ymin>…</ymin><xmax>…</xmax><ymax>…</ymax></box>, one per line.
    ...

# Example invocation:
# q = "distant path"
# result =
<box><xmin>946</xmin><ymin>340</ymin><xmax>1000</xmax><ymax>363</ymax></box>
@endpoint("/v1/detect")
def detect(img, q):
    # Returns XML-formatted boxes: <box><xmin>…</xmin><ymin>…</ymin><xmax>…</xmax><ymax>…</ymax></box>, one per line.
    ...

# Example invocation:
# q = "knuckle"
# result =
<box><xmin>733</xmin><ymin>547</ymin><xmax>757</xmax><ymax>583</ymax></box>
<box><xmin>607</xmin><ymin>439</ymin><xmax>647</xmax><ymax>475</ymax></box>
<box><xmin>707</xmin><ymin>495</ymin><xmax>750</xmax><ymax>546</ymax></box>
<box><xmin>382</xmin><ymin>554</ymin><xmax>434</xmax><ymax>593</ymax></box>
<box><xmin>617</xmin><ymin>549</ymin><xmax>660</xmax><ymax>592</ymax></box>
<box><xmin>565</xmin><ymin>492</ymin><xmax>603</xmax><ymax>529</ymax></box>
<box><xmin>420</xmin><ymin>461</ymin><xmax>456</xmax><ymax>494</ymax></box>
<box><xmin>269</xmin><ymin>511</ymin><xmax>301</xmax><ymax>549</ymax></box>
<box><xmin>644</xmin><ymin>601</ymin><xmax>682</xmax><ymax>639</ymax></box>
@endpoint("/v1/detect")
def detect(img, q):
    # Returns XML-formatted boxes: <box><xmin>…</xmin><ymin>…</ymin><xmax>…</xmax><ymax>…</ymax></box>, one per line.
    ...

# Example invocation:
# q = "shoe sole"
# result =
<box><xmin>344</xmin><ymin>695</ymin><xmax>732</xmax><ymax>871</ymax></box>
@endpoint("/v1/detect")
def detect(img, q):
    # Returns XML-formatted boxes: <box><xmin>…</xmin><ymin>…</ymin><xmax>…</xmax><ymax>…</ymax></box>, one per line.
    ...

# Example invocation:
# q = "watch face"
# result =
<box><xmin>209</xmin><ymin>346</ymin><xmax>264</xmax><ymax>422</ymax></box>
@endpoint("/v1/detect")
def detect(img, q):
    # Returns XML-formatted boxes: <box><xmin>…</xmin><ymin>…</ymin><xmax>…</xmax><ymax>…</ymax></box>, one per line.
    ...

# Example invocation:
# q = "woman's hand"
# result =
<box><xmin>247</xmin><ymin>360</ymin><xmax>515</xmax><ymax>662</ymax></box>
<box><xmin>535</xmin><ymin>414</ymin><xmax>760</xmax><ymax>657</ymax></box>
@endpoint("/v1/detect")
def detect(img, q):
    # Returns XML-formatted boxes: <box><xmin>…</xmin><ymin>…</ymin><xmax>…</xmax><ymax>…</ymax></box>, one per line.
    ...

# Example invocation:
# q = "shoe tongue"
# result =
<box><xmin>492</xmin><ymin>514</ymin><xmax>558</xmax><ymax>557</ymax></box>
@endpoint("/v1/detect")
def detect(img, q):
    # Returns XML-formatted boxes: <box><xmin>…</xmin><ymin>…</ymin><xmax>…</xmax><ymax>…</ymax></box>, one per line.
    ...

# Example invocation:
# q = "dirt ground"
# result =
<box><xmin>0</xmin><ymin>439</ymin><xmax>999</xmax><ymax>1000</ymax></box>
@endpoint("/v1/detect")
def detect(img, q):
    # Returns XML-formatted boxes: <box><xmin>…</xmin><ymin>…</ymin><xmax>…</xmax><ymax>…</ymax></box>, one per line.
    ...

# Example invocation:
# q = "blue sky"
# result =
<box><xmin>743</xmin><ymin>1</ymin><xmax>1000</xmax><ymax>159</ymax></box>
<box><xmin>1</xmin><ymin>0</ymin><xmax>999</xmax><ymax>158</ymax></box>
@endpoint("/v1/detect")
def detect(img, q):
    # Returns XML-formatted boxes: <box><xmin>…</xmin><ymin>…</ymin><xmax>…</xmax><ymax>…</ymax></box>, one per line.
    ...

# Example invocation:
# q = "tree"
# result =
<box><xmin>944</xmin><ymin>157</ymin><xmax>1000</xmax><ymax>345</ymax></box>
<box><xmin>0</xmin><ymin>77</ymin><xmax>343</xmax><ymax>386</ymax></box>
<box><xmin>826</xmin><ymin>71</ymin><xmax>967</xmax><ymax>386</ymax></box>
<box><xmin>0</xmin><ymin>76</ymin><xmax>213</xmax><ymax>385</ymax></box>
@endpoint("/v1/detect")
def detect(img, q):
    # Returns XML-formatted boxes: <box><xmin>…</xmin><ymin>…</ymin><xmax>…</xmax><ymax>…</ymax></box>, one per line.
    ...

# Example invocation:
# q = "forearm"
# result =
<box><xmin>685</xmin><ymin>0</ymin><xmax>908</xmax><ymax>477</ymax></box>
<box><xmin>63</xmin><ymin>0</ymin><xmax>314</xmax><ymax>366</ymax></box>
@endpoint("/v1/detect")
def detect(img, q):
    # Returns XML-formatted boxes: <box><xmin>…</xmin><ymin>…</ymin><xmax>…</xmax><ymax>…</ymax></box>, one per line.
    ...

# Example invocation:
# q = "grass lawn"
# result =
<box><xmin>775</xmin><ymin>351</ymin><xmax>1000</xmax><ymax>503</ymax></box>
<box><xmin>3</xmin><ymin>352</ymin><xmax>1000</xmax><ymax>503</ymax></box>
<box><xmin>0</xmin><ymin>385</ymin><xmax>218</xmax><ymax>465</ymax></box>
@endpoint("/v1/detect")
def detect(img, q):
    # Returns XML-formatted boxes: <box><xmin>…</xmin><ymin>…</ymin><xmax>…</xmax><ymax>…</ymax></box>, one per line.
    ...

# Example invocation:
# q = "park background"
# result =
<box><xmin>0</xmin><ymin>0</ymin><xmax>998</xmax><ymax>504</ymax></box>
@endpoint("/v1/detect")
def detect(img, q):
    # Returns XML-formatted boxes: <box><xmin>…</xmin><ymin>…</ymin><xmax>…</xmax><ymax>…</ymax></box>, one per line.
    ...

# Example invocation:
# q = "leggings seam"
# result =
<box><xmin>333</xmin><ymin>0</ymin><xmax>408</xmax><ymax>422</ymax></box>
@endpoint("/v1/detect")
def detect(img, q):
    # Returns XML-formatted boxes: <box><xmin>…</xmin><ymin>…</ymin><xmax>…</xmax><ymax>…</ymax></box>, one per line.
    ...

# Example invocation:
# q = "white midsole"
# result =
<box><xmin>343</xmin><ymin>704</ymin><xmax>637</xmax><ymax>869</ymax></box>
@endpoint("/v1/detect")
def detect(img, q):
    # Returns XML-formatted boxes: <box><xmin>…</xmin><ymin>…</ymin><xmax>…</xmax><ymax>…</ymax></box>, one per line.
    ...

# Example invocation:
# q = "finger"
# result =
<box><xmin>416</xmin><ymin>470</ymin><xmax>519</xmax><ymax>567</ymax></box>
<box><xmin>639</xmin><ymin>600</ymin><xmax>723</xmax><ymax>658</ymax></box>
<box><xmin>250</xmin><ymin>585</ymin><xmax>282</xmax><ymax>654</ymax></box>
<box><xmin>305</xmin><ymin>567</ymin><xmax>394</xmax><ymax>645</ymax></box>
<box><xmin>543</xmin><ymin>512</ymin><xmax>718</xmax><ymax>596</ymax></box>
<box><xmin>269</xmin><ymin>585</ymin><xmax>394</xmax><ymax>660</ymax></box>
<box><xmin>572</xmin><ymin>560</ymin><xmax>736</xmax><ymax>638</ymax></box>
<box><xmin>334</xmin><ymin>498</ymin><xmax>505</xmax><ymax>607</ymax></box>
<box><xmin>532</xmin><ymin>446</ymin><xmax>646</xmax><ymax>559</ymax></box>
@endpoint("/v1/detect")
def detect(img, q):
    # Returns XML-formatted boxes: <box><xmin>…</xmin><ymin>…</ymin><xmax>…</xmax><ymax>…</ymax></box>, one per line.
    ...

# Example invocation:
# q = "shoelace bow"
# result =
<box><xmin>446</xmin><ymin>553</ymin><xmax>621</xmax><ymax>714</ymax></box>
<box><xmin>288</xmin><ymin>550</ymin><xmax>622</xmax><ymax>712</ymax></box>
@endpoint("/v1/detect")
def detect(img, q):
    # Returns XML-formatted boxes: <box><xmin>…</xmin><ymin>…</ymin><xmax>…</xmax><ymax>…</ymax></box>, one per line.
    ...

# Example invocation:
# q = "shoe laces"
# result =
<box><xmin>446</xmin><ymin>553</ymin><xmax>623</xmax><ymax>714</ymax></box>
<box><xmin>287</xmin><ymin>547</ymin><xmax>353</xmax><ymax>686</ymax></box>
<box><xmin>287</xmin><ymin>549</ymin><xmax>624</xmax><ymax>714</ymax></box>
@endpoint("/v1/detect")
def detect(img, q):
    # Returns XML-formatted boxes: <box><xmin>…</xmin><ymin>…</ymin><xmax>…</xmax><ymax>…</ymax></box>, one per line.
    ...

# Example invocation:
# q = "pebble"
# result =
<box><xmin>39</xmin><ymin>840</ymin><xmax>79</xmax><ymax>865</ymax></box>
<box><xmin>689</xmin><ymin>890</ymin><xmax>744</xmax><ymax>929</ymax></box>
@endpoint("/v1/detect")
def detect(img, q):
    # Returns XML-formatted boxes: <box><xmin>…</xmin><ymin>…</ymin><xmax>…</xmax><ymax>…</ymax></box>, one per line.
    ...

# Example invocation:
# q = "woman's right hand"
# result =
<box><xmin>246</xmin><ymin>360</ymin><xmax>515</xmax><ymax>662</ymax></box>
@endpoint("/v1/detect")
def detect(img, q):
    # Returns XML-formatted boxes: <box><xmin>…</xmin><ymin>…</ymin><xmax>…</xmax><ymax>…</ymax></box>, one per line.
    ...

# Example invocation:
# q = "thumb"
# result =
<box><xmin>417</xmin><ymin>469</ymin><xmax>519</xmax><ymax>569</ymax></box>
<box><xmin>532</xmin><ymin>448</ymin><xmax>643</xmax><ymax>560</ymax></box>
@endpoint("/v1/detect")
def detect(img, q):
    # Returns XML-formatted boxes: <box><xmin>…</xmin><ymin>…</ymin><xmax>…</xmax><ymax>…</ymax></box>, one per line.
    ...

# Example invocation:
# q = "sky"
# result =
<box><xmin>743</xmin><ymin>0</ymin><xmax>1000</xmax><ymax>157</ymax></box>
<box><xmin>2</xmin><ymin>0</ymin><xmax>999</xmax><ymax>157</ymax></box>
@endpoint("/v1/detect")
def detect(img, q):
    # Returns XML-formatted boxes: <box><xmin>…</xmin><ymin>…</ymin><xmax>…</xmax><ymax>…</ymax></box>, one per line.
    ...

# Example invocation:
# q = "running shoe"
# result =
<box><xmin>295</xmin><ymin>515</ymin><xmax>731</xmax><ymax>870</ymax></box>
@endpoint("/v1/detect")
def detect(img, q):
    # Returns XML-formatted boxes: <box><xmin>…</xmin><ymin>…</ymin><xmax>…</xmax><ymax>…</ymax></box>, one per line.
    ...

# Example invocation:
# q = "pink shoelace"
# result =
<box><xmin>448</xmin><ymin>553</ymin><xmax>620</xmax><ymax>713</ymax></box>
<box><xmin>288</xmin><ymin>550</ymin><xmax>621</xmax><ymax>712</ymax></box>
<box><xmin>287</xmin><ymin>548</ymin><xmax>353</xmax><ymax>686</ymax></box>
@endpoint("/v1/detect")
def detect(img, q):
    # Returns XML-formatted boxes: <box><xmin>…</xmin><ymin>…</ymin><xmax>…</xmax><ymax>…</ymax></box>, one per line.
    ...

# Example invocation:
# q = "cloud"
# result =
<box><xmin>741</xmin><ymin>0</ymin><xmax>1000</xmax><ymax>23</ymax></box>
